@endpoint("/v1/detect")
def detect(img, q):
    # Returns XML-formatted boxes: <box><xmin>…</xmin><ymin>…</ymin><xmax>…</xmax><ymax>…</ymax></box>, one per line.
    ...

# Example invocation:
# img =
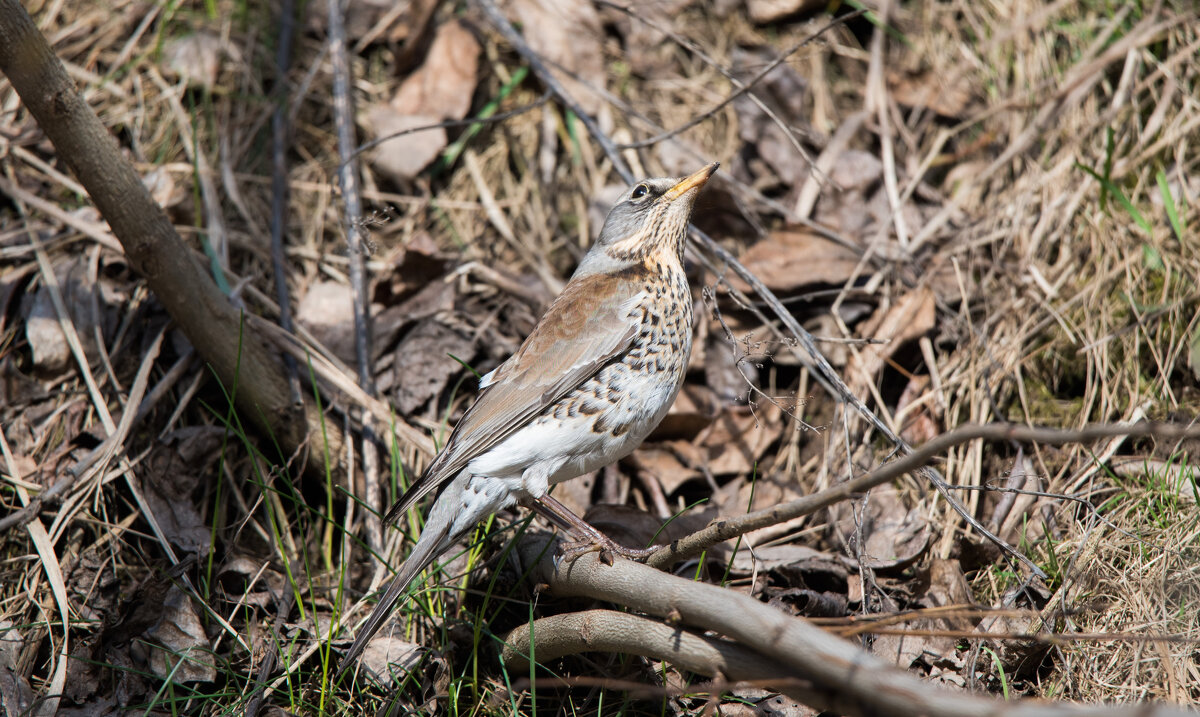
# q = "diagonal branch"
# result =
<box><xmin>517</xmin><ymin>536</ymin><xmax>1198</xmax><ymax>717</ymax></box>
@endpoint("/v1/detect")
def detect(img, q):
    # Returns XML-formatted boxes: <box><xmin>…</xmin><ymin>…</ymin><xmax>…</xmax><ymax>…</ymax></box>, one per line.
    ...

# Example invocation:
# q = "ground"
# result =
<box><xmin>0</xmin><ymin>0</ymin><xmax>1198</xmax><ymax>715</ymax></box>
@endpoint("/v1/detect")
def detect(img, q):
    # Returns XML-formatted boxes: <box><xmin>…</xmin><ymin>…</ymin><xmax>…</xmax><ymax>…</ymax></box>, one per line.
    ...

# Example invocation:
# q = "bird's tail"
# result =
<box><xmin>336</xmin><ymin>491</ymin><xmax>458</xmax><ymax>678</ymax></box>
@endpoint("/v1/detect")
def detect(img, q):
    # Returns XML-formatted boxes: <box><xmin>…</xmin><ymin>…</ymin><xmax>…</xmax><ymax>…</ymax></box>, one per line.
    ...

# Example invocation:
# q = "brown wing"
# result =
<box><xmin>383</xmin><ymin>270</ymin><xmax>644</xmax><ymax>524</ymax></box>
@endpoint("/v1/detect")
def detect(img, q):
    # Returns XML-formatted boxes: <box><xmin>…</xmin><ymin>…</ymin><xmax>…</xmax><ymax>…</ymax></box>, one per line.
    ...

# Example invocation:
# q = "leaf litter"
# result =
<box><xmin>1</xmin><ymin>0</ymin><xmax>1198</xmax><ymax>713</ymax></box>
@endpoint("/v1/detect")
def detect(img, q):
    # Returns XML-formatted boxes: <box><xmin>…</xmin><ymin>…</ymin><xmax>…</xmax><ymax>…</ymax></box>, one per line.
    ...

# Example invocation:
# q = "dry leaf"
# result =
<box><xmin>390</xmin><ymin>320</ymin><xmax>475</xmax><ymax>414</ymax></box>
<box><xmin>296</xmin><ymin>280</ymin><xmax>356</xmax><ymax>364</ymax></box>
<box><xmin>145</xmin><ymin>586</ymin><xmax>216</xmax><ymax>684</ymax></box>
<box><xmin>846</xmin><ymin>287</ymin><xmax>936</xmax><ymax>397</ymax></box>
<box><xmin>897</xmin><ymin>375</ymin><xmax>940</xmax><ymax>445</ymax></box>
<box><xmin>832</xmin><ymin>484</ymin><xmax>929</xmax><ymax>570</ymax></box>
<box><xmin>732</xmin><ymin>230</ymin><xmax>862</xmax><ymax>294</ymax></box>
<box><xmin>626</xmin><ymin>447</ymin><xmax>698</xmax><ymax>495</ymax></box>
<box><xmin>163</xmin><ymin>33</ymin><xmax>229</xmax><ymax>90</ymax></box>
<box><xmin>0</xmin><ymin>620</ymin><xmax>33</xmax><ymax>717</ymax></box>
<box><xmin>25</xmin><ymin>256</ymin><xmax>107</xmax><ymax>374</ymax></box>
<box><xmin>698</xmin><ymin>402</ymin><xmax>783</xmax><ymax>476</ymax></box>
<box><xmin>505</xmin><ymin>0</ymin><xmax>605</xmax><ymax>115</ymax></box>
<box><xmin>359</xmin><ymin>635</ymin><xmax>423</xmax><ymax>688</ymax></box>
<box><xmin>367</xmin><ymin>21</ymin><xmax>480</xmax><ymax>182</ymax></box>
<box><xmin>141</xmin><ymin>427</ymin><xmax>225</xmax><ymax>555</ymax></box>
<box><xmin>732</xmin><ymin>46</ymin><xmax>809</xmax><ymax>188</ymax></box>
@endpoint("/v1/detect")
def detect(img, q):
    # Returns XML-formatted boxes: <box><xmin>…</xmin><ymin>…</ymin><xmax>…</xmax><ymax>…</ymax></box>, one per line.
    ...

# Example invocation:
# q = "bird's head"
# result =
<box><xmin>575</xmin><ymin>162</ymin><xmax>718</xmax><ymax>276</ymax></box>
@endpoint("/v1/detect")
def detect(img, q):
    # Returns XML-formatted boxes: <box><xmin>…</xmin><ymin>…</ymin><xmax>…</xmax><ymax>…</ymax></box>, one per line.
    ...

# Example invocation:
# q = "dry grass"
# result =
<box><xmin>1</xmin><ymin>0</ymin><xmax>1198</xmax><ymax>713</ymax></box>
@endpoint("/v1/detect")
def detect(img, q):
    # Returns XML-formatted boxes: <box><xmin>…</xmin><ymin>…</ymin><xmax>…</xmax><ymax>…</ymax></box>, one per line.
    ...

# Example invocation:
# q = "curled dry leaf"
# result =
<box><xmin>367</xmin><ymin>20</ymin><xmax>480</xmax><ymax>182</ymax></box>
<box><xmin>217</xmin><ymin>557</ymin><xmax>288</xmax><ymax>610</ymax></box>
<box><xmin>145</xmin><ymin>586</ymin><xmax>216</xmax><ymax>684</ymax></box>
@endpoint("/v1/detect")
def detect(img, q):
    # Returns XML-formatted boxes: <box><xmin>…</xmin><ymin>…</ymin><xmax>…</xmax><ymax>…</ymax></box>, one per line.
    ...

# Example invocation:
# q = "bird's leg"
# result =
<box><xmin>527</xmin><ymin>494</ymin><xmax>657</xmax><ymax>563</ymax></box>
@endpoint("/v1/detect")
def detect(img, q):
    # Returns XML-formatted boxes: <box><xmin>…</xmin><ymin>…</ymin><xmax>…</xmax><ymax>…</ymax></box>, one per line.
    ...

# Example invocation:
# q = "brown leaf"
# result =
<box><xmin>897</xmin><ymin>375</ymin><xmax>940</xmax><ymax>446</ymax></box>
<box><xmin>732</xmin><ymin>230</ymin><xmax>862</xmax><ymax>294</ymax></box>
<box><xmin>505</xmin><ymin>0</ymin><xmax>605</xmax><ymax>115</ymax></box>
<box><xmin>832</xmin><ymin>484</ymin><xmax>929</xmax><ymax>570</ymax></box>
<box><xmin>626</xmin><ymin>447</ymin><xmax>698</xmax><ymax>495</ymax></box>
<box><xmin>698</xmin><ymin>402</ymin><xmax>784</xmax><ymax>476</ymax></box>
<box><xmin>0</xmin><ymin>620</ymin><xmax>33</xmax><ymax>717</ymax></box>
<box><xmin>145</xmin><ymin>586</ymin><xmax>216</xmax><ymax>684</ymax></box>
<box><xmin>846</xmin><ymin>287</ymin><xmax>936</xmax><ymax>397</ymax></box>
<box><xmin>367</xmin><ymin>21</ymin><xmax>480</xmax><ymax>182</ymax></box>
<box><xmin>390</xmin><ymin>320</ymin><xmax>475</xmax><ymax>415</ymax></box>
<box><xmin>140</xmin><ymin>427</ymin><xmax>224</xmax><ymax>555</ymax></box>
<box><xmin>652</xmin><ymin>384</ymin><xmax>721</xmax><ymax>440</ymax></box>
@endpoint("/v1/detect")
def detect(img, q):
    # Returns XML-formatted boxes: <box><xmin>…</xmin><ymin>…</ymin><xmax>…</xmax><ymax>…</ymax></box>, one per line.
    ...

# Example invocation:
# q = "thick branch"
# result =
<box><xmin>0</xmin><ymin>0</ymin><xmax>342</xmax><ymax>471</ymax></box>
<box><xmin>520</xmin><ymin>538</ymin><xmax>1197</xmax><ymax>717</ymax></box>
<box><xmin>501</xmin><ymin>609</ymin><xmax>814</xmax><ymax>701</ymax></box>
<box><xmin>647</xmin><ymin>420</ymin><xmax>1200</xmax><ymax>570</ymax></box>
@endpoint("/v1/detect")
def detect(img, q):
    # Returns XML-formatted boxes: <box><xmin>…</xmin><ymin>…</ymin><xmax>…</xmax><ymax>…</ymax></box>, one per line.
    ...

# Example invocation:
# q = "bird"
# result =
<box><xmin>338</xmin><ymin>162</ymin><xmax>718</xmax><ymax>676</ymax></box>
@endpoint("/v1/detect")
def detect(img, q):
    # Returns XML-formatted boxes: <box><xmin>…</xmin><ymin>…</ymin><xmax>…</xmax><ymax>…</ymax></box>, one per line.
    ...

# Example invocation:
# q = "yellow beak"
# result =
<box><xmin>664</xmin><ymin>162</ymin><xmax>719</xmax><ymax>201</ymax></box>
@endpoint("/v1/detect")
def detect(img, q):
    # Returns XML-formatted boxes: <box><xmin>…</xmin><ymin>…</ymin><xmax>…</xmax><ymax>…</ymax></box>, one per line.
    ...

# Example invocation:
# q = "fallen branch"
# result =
<box><xmin>500</xmin><ymin>609</ymin><xmax>814</xmax><ymax>702</ymax></box>
<box><xmin>517</xmin><ymin>537</ymin><xmax>1198</xmax><ymax>717</ymax></box>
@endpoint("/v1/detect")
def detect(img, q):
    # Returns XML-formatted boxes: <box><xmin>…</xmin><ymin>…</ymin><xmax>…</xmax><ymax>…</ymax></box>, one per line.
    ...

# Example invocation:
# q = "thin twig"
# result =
<box><xmin>328</xmin><ymin>0</ymin><xmax>382</xmax><ymax>552</ymax></box>
<box><xmin>612</xmin><ymin>10</ymin><xmax>864</xmax><ymax>150</ymax></box>
<box><xmin>647</xmin><ymin>420</ymin><xmax>1200</xmax><ymax>570</ymax></box>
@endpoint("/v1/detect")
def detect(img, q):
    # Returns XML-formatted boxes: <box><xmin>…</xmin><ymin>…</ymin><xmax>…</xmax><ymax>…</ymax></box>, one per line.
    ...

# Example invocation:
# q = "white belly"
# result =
<box><xmin>464</xmin><ymin>354</ymin><xmax>686</xmax><ymax>501</ymax></box>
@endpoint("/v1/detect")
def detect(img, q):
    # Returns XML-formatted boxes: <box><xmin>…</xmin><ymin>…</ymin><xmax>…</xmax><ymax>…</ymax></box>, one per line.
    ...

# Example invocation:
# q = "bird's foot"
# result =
<box><xmin>557</xmin><ymin>535</ymin><xmax>657</xmax><ymax>565</ymax></box>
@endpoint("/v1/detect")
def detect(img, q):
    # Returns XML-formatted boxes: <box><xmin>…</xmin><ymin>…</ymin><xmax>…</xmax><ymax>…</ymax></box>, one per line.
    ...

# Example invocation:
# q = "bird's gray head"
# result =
<box><xmin>574</xmin><ymin>162</ymin><xmax>718</xmax><ymax>277</ymax></box>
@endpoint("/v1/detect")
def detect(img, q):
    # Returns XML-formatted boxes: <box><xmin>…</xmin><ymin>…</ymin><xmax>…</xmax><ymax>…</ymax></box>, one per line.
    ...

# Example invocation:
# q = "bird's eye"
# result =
<box><xmin>630</xmin><ymin>184</ymin><xmax>649</xmax><ymax>200</ymax></box>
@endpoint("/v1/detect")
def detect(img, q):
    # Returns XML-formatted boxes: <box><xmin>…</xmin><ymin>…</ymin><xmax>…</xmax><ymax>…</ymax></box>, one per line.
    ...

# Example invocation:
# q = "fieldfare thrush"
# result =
<box><xmin>339</xmin><ymin>162</ymin><xmax>718</xmax><ymax>674</ymax></box>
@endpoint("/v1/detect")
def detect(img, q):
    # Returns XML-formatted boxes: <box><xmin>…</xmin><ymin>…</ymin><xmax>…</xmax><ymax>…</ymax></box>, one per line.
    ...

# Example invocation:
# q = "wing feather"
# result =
<box><xmin>383</xmin><ymin>270</ymin><xmax>645</xmax><ymax>525</ymax></box>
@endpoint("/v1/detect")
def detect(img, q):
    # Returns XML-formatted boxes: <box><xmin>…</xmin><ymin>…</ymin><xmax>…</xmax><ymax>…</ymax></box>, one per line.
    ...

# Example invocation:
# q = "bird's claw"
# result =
<box><xmin>557</xmin><ymin>536</ymin><xmax>656</xmax><ymax>564</ymax></box>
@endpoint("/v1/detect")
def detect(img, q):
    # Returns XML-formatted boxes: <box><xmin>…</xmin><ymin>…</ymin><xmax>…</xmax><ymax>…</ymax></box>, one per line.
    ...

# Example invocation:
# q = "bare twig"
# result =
<box><xmin>647</xmin><ymin>420</ymin><xmax>1200</xmax><ymax>570</ymax></box>
<box><xmin>328</xmin><ymin>0</ymin><xmax>382</xmax><ymax>551</ymax></box>
<box><xmin>501</xmin><ymin>609</ymin><xmax>814</xmax><ymax>702</ymax></box>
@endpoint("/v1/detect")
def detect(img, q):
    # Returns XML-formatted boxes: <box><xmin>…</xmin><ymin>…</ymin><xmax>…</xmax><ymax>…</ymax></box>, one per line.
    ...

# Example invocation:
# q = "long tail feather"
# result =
<box><xmin>336</xmin><ymin>518</ymin><xmax>452</xmax><ymax>678</ymax></box>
